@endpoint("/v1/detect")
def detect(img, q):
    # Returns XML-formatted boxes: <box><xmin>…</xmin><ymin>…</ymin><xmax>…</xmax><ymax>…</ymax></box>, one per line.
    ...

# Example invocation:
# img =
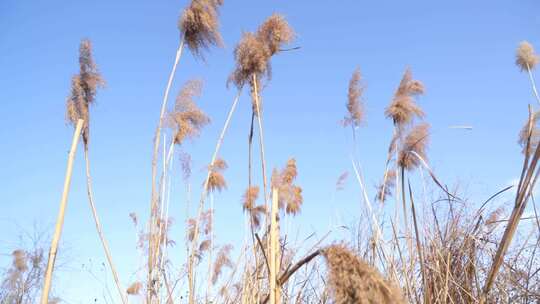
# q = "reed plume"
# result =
<box><xmin>12</xmin><ymin>250</ymin><xmax>27</xmax><ymax>272</ymax></box>
<box><xmin>398</xmin><ymin>123</ymin><xmax>430</xmax><ymax>171</ymax></box>
<box><xmin>126</xmin><ymin>282</ymin><xmax>142</xmax><ymax>295</ymax></box>
<box><xmin>385</xmin><ymin>68</ymin><xmax>425</xmax><ymax>127</ymax></box>
<box><xmin>179</xmin><ymin>0</ymin><xmax>224</xmax><ymax>58</ymax></box>
<box><xmin>322</xmin><ymin>244</ymin><xmax>405</xmax><ymax>304</ymax></box>
<box><xmin>375</xmin><ymin>169</ymin><xmax>396</xmax><ymax>203</ymax></box>
<box><xmin>518</xmin><ymin>110</ymin><xmax>540</xmax><ymax>155</ymax></box>
<box><xmin>169</xmin><ymin>79</ymin><xmax>210</xmax><ymax>145</ymax></box>
<box><xmin>271</xmin><ymin>158</ymin><xmax>303</xmax><ymax>215</ymax></box>
<box><xmin>256</xmin><ymin>13</ymin><xmax>294</xmax><ymax>56</ymax></box>
<box><xmin>207</xmin><ymin>158</ymin><xmax>228</xmax><ymax>192</ymax></box>
<box><xmin>344</xmin><ymin>68</ymin><xmax>365</xmax><ymax>127</ymax></box>
<box><xmin>516</xmin><ymin>41</ymin><xmax>539</xmax><ymax>72</ymax></box>
<box><xmin>212</xmin><ymin>244</ymin><xmax>233</xmax><ymax>284</ymax></box>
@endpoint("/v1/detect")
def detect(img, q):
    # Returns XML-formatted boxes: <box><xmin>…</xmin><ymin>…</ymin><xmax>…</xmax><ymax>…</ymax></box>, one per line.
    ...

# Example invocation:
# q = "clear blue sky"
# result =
<box><xmin>1</xmin><ymin>0</ymin><xmax>539</xmax><ymax>302</ymax></box>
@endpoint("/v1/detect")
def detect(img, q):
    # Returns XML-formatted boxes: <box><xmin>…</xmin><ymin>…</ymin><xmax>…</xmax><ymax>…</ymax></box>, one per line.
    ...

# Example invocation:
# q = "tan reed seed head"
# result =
<box><xmin>271</xmin><ymin>158</ymin><xmax>303</xmax><ymax>215</ymax></box>
<box><xmin>322</xmin><ymin>244</ymin><xmax>405</xmax><ymax>304</ymax></box>
<box><xmin>344</xmin><ymin>68</ymin><xmax>365</xmax><ymax>127</ymax></box>
<box><xmin>212</xmin><ymin>244</ymin><xmax>233</xmax><ymax>285</ymax></box>
<box><xmin>398</xmin><ymin>123</ymin><xmax>430</xmax><ymax>171</ymax></box>
<box><xmin>242</xmin><ymin>186</ymin><xmax>259</xmax><ymax>211</ymax></box>
<box><xmin>256</xmin><ymin>13</ymin><xmax>294</xmax><ymax>56</ymax></box>
<box><xmin>385</xmin><ymin>68</ymin><xmax>425</xmax><ymax>127</ymax></box>
<box><xmin>375</xmin><ymin>169</ymin><xmax>396</xmax><ymax>203</ymax></box>
<box><xmin>12</xmin><ymin>250</ymin><xmax>27</xmax><ymax>272</ymax></box>
<box><xmin>207</xmin><ymin>157</ymin><xmax>227</xmax><ymax>192</ymax></box>
<box><xmin>179</xmin><ymin>0</ymin><xmax>223</xmax><ymax>58</ymax></box>
<box><xmin>126</xmin><ymin>282</ymin><xmax>143</xmax><ymax>295</ymax></box>
<box><xmin>518</xmin><ymin>110</ymin><xmax>540</xmax><ymax>155</ymax></box>
<box><xmin>169</xmin><ymin>79</ymin><xmax>210</xmax><ymax>145</ymax></box>
<box><xmin>516</xmin><ymin>41</ymin><xmax>539</xmax><ymax>72</ymax></box>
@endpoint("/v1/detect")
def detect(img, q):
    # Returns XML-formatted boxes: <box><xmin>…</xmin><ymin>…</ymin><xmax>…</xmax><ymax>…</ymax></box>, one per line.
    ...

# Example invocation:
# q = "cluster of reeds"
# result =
<box><xmin>30</xmin><ymin>0</ymin><xmax>540</xmax><ymax>302</ymax></box>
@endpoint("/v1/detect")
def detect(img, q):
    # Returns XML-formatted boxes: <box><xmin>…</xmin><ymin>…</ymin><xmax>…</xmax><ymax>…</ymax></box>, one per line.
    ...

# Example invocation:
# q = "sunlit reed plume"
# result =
<box><xmin>322</xmin><ymin>244</ymin><xmax>405</xmax><ymax>304</ymax></box>
<box><xmin>66</xmin><ymin>39</ymin><xmax>104</xmax><ymax>145</ymax></box>
<box><xmin>516</xmin><ymin>41</ymin><xmax>539</xmax><ymax>72</ymax></box>
<box><xmin>344</xmin><ymin>68</ymin><xmax>365</xmax><ymax>127</ymax></box>
<box><xmin>212</xmin><ymin>244</ymin><xmax>233</xmax><ymax>284</ymax></box>
<box><xmin>207</xmin><ymin>158</ymin><xmax>227</xmax><ymax>192</ymax></box>
<box><xmin>256</xmin><ymin>13</ymin><xmax>294</xmax><ymax>56</ymax></box>
<box><xmin>169</xmin><ymin>79</ymin><xmax>210</xmax><ymax>145</ymax></box>
<box><xmin>179</xmin><ymin>0</ymin><xmax>224</xmax><ymax>58</ymax></box>
<box><xmin>12</xmin><ymin>250</ymin><xmax>27</xmax><ymax>272</ymax></box>
<box><xmin>271</xmin><ymin>158</ymin><xmax>303</xmax><ymax>215</ymax></box>
<box><xmin>385</xmin><ymin>68</ymin><xmax>425</xmax><ymax>127</ymax></box>
<box><xmin>398</xmin><ymin>123</ymin><xmax>430</xmax><ymax>171</ymax></box>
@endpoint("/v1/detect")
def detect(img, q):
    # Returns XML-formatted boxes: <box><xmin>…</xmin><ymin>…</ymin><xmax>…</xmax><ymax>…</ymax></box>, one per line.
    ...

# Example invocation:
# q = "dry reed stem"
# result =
<box><xmin>269</xmin><ymin>188</ymin><xmax>279</xmax><ymax>304</ymax></box>
<box><xmin>252</xmin><ymin>74</ymin><xmax>269</xmax><ymax>213</ymax></box>
<box><xmin>187</xmin><ymin>90</ymin><xmax>241</xmax><ymax>304</ymax></box>
<box><xmin>40</xmin><ymin>119</ymin><xmax>84</xmax><ymax>304</ymax></box>
<box><xmin>84</xmin><ymin>146</ymin><xmax>128</xmax><ymax>304</ymax></box>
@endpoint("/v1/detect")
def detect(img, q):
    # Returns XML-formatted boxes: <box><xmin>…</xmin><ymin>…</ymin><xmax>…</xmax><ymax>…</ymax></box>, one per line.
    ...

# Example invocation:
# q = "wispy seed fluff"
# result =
<box><xmin>169</xmin><ymin>79</ymin><xmax>210</xmax><ymax>145</ymax></box>
<box><xmin>385</xmin><ymin>68</ymin><xmax>425</xmax><ymax>127</ymax></box>
<box><xmin>12</xmin><ymin>249</ymin><xmax>28</xmax><ymax>272</ymax></box>
<box><xmin>242</xmin><ymin>186</ymin><xmax>266</xmax><ymax>228</ymax></box>
<box><xmin>211</xmin><ymin>244</ymin><xmax>233</xmax><ymax>284</ymax></box>
<box><xmin>375</xmin><ymin>169</ymin><xmax>396</xmax><ymax>203</ymax></box>
<box><xmin>516</xmin><ymin>41</ymin><xmax>539</xmax><ymax>72</ymax></box>
<box><xmin>322</xmin><ymin>244</ymin><xmax>405</xmax><ymax>304</ymax></box>
<box><xmin>271</xmin><ymin>158</ymin><xmax>303</xmax><ymax>215</ymax></box>
<box><xmin>66</xmin><ymin>39</ymin><xmax>105</xmax><ymax>145</ymax></box>
<box><xmin>518</xmin><ymin>110</ymin><xmax>540</xmax><ymax>155</ymax></box>
<box><xmin>179</xmin><ymin>0</ymin><xmax>223</xmax><ymax>58</ymax></box>
<box><xmin>256</xmin><ymin>13</ymin><xmax>294</xmax><ymax>56</ymax></box>
<box><xmin>398</xmin><ymin>123</ymin><xmax>430</xmax><ymax>171</ymax></box>
<box><xmin>344</xmin><ymin>68</ymin><xmax>365</xmax><ymax>127</ymax></box>
<box><xmin>207</xmin><ymin>158</ymin><xmax>227</xmax><ymax>192</ymax></box>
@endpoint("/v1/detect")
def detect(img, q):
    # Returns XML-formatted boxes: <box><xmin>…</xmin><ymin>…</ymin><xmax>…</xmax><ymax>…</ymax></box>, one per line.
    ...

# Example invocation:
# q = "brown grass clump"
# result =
<box><xmin>398</xmin><ymin>123</ymin><xmax>430</xmax><ymax>171</ymax></box>
<box><xmin>385</xmin><ymin>68</ymin><xmax>425</xmax><ymax>127</ymax></box>
<box><xmin>12</xmin><ymin>250</ymin><xmax>27</xmax><ymax>272</ymax></box>
<box><xmin>516</xmin><ymin>41</ymin><xmax>539</xmax><ymax>71</ymax></box>
<box><xmin>207</xmin><ymin>158</ymin><xmax>227</xmax><ymax>192</ymax></box>
<box><xmin>344</xmin><ymin>68</ymin><xmax>365</xmax><ymax>127</ymax></box>
<box><xmin>322</xmin><ymin>244</ymin><xmax>405</xmax><ymax>304</ymax></box>
<box><xmin>178</xmin><ymin>0</ymin><xmax>223</xmax><ymax>58</ymax></box>
<box><xmin>211</xmin><ymin>244</ymin><xmax>233</xmax><ymax>284</ymax></box>
<box><xmin>126</xmin><ymin>282</ymin><xmax>142</xmax><ymax>295</ymax></box>
<box><xmin>169</xmin><ymin>79</ymin><xmax>210</xmax><ymax>145</ymax></box>
<box><xmin>271</xmin><ymin>158</ymin><xmax>303</xmax><ymax>215</ymax></box>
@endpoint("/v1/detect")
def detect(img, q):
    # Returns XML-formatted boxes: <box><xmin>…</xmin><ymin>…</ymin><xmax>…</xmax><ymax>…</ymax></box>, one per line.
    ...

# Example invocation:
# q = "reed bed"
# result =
<box><xmin>3</xmin><ymin>1</ymin><xmax>540</xmax><ymax>304</ymax></box>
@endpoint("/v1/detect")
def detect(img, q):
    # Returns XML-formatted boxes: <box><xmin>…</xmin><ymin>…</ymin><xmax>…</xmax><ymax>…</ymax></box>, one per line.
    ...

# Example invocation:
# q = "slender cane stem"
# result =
<box><xmin>41</xmin><ymin>119</ymin><xmax>84</xmax><ymax>304</ymax></box>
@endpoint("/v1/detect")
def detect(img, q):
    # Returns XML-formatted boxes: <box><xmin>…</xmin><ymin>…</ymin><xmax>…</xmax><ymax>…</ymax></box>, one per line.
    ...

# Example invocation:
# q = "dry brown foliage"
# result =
<box><xmin>322</xmin><ymin>244</ymin><xmax>405</xmax><ymax>304</ymax></box>
<box><xmin>179</xmin><ymin>0</ymin><xmax>223</xmax><ymax>58</ymax></box>
<box><xmin>516</xmin><ymin>41</ymin><xmax>539</xmax><ymax>71</ymax></box>
<box><xmin>126</xmin><ymin>282</ymin><xmax>142</xmax><ymax>295</ymax></box>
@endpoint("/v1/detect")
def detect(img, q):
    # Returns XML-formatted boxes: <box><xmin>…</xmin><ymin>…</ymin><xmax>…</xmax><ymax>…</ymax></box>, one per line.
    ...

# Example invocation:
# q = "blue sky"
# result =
<box><xmin>1</xmin><ymin>0</ymin><xmax>539</xmax><ymax>302</ymax></box>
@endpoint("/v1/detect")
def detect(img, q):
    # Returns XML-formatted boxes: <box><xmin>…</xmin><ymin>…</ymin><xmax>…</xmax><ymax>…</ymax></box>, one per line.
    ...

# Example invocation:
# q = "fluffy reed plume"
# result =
<box><xmin>344</xmin><ymin>68</ymin><xmax>365</xmax><ymax>127</ymax></box>
<box><xmin>178</xmin><ymin>0</ymin><xmax>224</xmax><ymax>58</ymax></box>
<box><xmin>207</xmin><ymin>158</ymin><xmax>227</xmax><ymax>192</ymax></box>
<box><xmin>516</xmin><ymin>41</ymin><xmax>539</xmax><ymax>71</ymax></box>
<box><xmin>385</xmin><ymin>68</ymin><xmax>425</xmax><ymax>127</ymax></box>
<box><xmin>169</xmin><ymin>79</ymin><xmax>210</xmax><ymax>145</ymax></box>
<box><xmin>12</xmin><ymin>250</ymin><xmax>27</xmax><ymax>272</ymax></box>
<box><xmin>242</xmin><ymin>186</ymin><xmax>259</xmax><ymax>210</ymax></box>
<box><xmin>66</xmin><ymin>39</ymin><xmax>105</xmax><ymax>145</ymax></box>
<box><xmin>271</xmin><ymin>158</ymin><xmax>303</xmax><ymax>215</ymax></box>
<box><xmin>126</xmin><ymin>282</ymin><xmax>142</xmax><ymax>295</ymax></box>
<box><xmin>375</xmin><ymin>169</ymin><xmax>396</xmax><ymax>203</ymax></box>
<box><xmin>211</xmin><ymin>244</ymin><xmax>233</xmax><ymax>284</ymax></box>
<box><xmin>256</xmin><ymin>13</ymin><xmax>294</xmax><ymax>56</ymax></box>
<box><xmin>322</xmin><ymin>244</ymin><xmax>405</xmax><ymax>304</ymax></box>
<box><xmin>229</xmin><ymin>14</ymin><xmax>294</xmax><ymax>90</ymax></box>
<box><xmin>398</xmin><ymin>123</ymin><xmax>430</xmax><ymax>171</ymax></box>
<box><xmin>518</xmin><ymin>110</ymin><xmax>540</xmax><ymax>155</ymax></box>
